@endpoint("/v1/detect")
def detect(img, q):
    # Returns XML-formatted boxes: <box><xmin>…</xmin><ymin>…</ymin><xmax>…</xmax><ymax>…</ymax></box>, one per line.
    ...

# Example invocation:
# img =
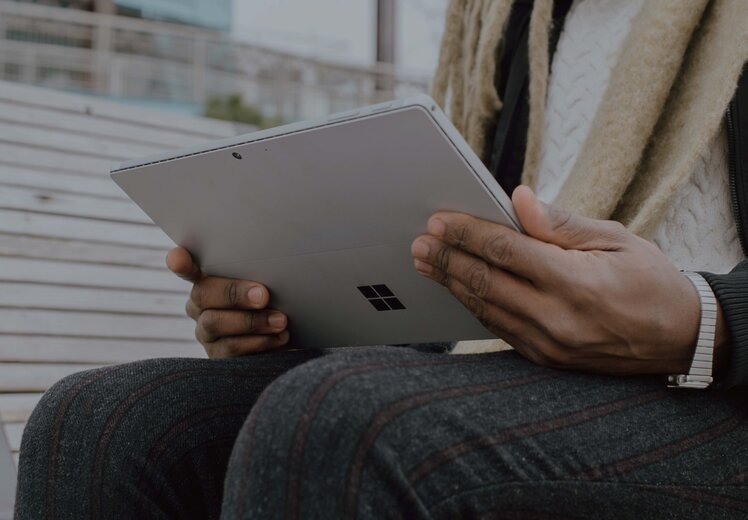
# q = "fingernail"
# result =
<box><xmin>427</xmin><ymin>218</ymin><xmax>446</xmax><ymax>237</ymax></box>
<box><xmin>414</xmin><ymin>259</ymin><xmax>433</xmax><ymax>275</ymax></box>
<box><xmin>269</xmin><ymin>312</ymin><xmax>286</xmax><ymax>328</ymax></box>
<box><xmin>249</xmin><ymin>287</ymin><xmax>265</xmax><ymax>305</ymax></box>
<box><xmin>411</xmin><ymin>240</ymin><xmax>430</xmax><ymax>259</ymax></box>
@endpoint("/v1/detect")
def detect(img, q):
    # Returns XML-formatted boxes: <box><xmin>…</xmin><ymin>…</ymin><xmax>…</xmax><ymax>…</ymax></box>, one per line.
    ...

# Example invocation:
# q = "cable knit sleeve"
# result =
<box><xmin>701</xmin><ymin>261</ymin><xmax>748</xmax><ymax>388</ymax></box>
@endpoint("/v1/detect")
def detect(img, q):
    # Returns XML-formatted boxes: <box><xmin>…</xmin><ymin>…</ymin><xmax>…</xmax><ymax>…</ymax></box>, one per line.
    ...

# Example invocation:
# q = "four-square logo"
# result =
<box><xmin>357</xmin><ymin>284</ymin><xmax>406</xmax><ymax>311</ymax></box>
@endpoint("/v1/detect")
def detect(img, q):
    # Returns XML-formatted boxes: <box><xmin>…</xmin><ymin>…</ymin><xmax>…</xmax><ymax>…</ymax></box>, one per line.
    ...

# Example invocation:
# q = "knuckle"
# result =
<box><xmin>224</xmin><ymin>281</ymin><xmax>240</xmax><ymax>307</ymax></box>
<box><xmin>195</xmin><ymin>323</ymin><xmax>209</xmax><ymax>346</ymax></box>
<box><xmin>548</xmin><ymin>204</ymin><xmax>573</xmax><ymax>232</ymax></box>
<box><xmin>522</xmin><ymin>325</ymin><xmax>571</xmax><ymax>368</ymax></box>
<box><xmin>243</xmin><ymin>311</ymin><xmax>257</xmax><ymax>333</ymax></box>
<box><xmin>551</xmin><ymin>322</ymin><xmax>581</xmax><ymax>351</ymax></box>
<box><xmin>482</xmin><ymin>232</ymin><xmax>514</xmax><ymax>266</ymax></box>
<box><xmin>434</xmin><ymin>245</ymin><xmax>452</xmax><ymax>273</ymax></box>
<box><xmin>219</xmin><ymin>339</ymin><xmax>242</xmax><ymax>358</ymax></box>
<box><xmin>447</xmin><ymin>220</ymin><xmax>471</xmax><ymax>248</ymax></box>
<box><xmin>198</xmin><ymin>310</ymin><xmax>222</xmax><ymax>337</ymax></box>
<box><xmin>605</xmin><ymin>220</ymin><xmax>626</xmax><ymax>235</ymax></box>
<box><xmin>185</xmin><ymin>300</ymin><xmax>196</xmax><ymax>321</ymax></box>
<box><xmin>477</xmin><ymin>315</ymin><xmax>496</xmax><ymax>332</ymax></box>
<box><xmin>253</xmin><ymin>336</ymin><xmax>276</xmax><ymax>353</ymax></box>
<box><xmin>436</xmin><ymin>267</ymin><xmax>451</xmax><ymax>286</ymax></box>
<box><xmin>499</xmin><ymin>316</ymin><xmax>522</xmax><ymax>339</ymax></box>
<box><xmin>460</xmin><ymin>290</ymin><xmax>486</xmax><ymax>323</ymax></box>
<box><xmin>190</xmin><ymin>283</ymin><xmax>206</xmax><ymax>309</ymax></box>
<box><xmin>526</xmin><ymin>340</ymin><xmax>565</xmax><ymax>368</ymax></box>
<box><xmin>600</xmin><ymin>220</ymin><xmax>628</xmax><ymax>244</ymax></box>
<box><xmin>206</xmin><ymin>343</ymin><xmax>230</xmax><ymax>359</ymax></box>
<box><xmin>467</xmin><ymin>261</ymin><xmax>491</xmax><ymax>298</ymax></box>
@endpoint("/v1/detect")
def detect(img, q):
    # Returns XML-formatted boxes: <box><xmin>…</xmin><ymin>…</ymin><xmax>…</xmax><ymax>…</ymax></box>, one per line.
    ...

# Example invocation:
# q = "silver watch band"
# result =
<box><xmin>667</xmin><ymin>272</ymin><xmax>717</xmax><ymax>389</ymax></box>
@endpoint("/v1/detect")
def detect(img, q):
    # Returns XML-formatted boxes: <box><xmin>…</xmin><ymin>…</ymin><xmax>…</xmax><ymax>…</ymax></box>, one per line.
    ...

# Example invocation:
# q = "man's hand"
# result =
<box><xmin>167</xmin><ymin>247</ymin><xmax>290</xmax><ymax>358</ymax></box>
<box><xmin>411</xmin><ymin>186</ymin><xmax>729</xmax><ymax>376</ymax></box>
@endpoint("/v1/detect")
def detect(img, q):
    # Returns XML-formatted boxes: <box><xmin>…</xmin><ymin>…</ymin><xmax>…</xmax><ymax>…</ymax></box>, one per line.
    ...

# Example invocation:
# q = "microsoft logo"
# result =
<box><xmin>357</xmin><ymin>284</ymin><xmax>406</xmax><ymax>312</ymax></box>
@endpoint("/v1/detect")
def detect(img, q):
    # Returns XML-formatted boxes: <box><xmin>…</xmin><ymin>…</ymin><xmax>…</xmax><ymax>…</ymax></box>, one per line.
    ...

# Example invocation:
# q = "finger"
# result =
<box><xmin>186</xmin><ymin>299</ymin><xmax>200</xmax><ymax>321</ymax></box>
<box><xmin>440</xmin><ymin>275</ymin><xmax>566</xmax><ymax>369</ymax></box>
<box><xmin>191</xmin><ymin>277</ymin><xmax>269</xmax><ymax>311</ymax></box>
<box><xmin>205</xmin><ymin>331</ymin><xmax>291</xmax><ymax>359</ymax></box>
<box><xmin>512</xmin><ymin>186</ymin><xmax>628</xmax><ymax>251</ymax></box>
<box><xmin>413</xmin><ymin>242</ymin><xmax>542</xmax><ymax>318</ymax></box>
<box><xmin>196</xmin><ymin>309</ymin><xmax>287</xmax><ymax>343</ymax></box>
<box><xmin>437</xmin><ymin>273</ymin><xmax>539</xmax><ymax>350</ymax></box>
<box><xmin>166</xmin><ymin>247</ymin><xmax>203</xmax><ymax>282</ymax></box>
<box><xmin>417</xmin><ymin>211</ymin><xmax>563</xmax><ymax>281</ymax></box>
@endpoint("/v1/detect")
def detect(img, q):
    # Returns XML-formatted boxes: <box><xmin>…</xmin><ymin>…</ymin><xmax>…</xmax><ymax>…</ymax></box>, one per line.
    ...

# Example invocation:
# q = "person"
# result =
<box><xmin>15</xmin><ymin>0</ymin><xmax>748</xmax><ymax>518</ymax></box>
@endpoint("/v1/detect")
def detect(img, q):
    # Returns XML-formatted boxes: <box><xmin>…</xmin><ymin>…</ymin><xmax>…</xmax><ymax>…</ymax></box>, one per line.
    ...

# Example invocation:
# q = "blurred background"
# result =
<box><xmin>0</xmin><ymin>0</ymin><xmax>448</xmax><ymax>485</ymax></box>
<box><xmin>0</xmin><ymin>0</ymin><xmax>447</xmax><ymax>122</ymax></box>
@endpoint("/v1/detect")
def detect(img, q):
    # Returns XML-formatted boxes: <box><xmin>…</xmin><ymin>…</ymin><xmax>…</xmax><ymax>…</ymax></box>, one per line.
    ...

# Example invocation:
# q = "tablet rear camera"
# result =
<box><xmin>232</xmin><ymin>152</ymin><xmax>242</xmax><ymax>160</ymax></box>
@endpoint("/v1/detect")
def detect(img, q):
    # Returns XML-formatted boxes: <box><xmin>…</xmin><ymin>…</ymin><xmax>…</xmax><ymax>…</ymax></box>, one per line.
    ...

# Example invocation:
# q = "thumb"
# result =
<box><xmin>166</xmin><ymin>247</ymin><xmax>203</xmax><ymax>282</ymax></box>
<box><xmin>511</xmin><ymin>185</ymin><xmax>627</xmax><ymax>251</ymax></box>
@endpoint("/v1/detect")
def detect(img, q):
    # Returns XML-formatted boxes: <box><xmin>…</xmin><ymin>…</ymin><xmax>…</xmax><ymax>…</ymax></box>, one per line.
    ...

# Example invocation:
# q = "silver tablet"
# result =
<box><xmin>112</xmin><ymin>95</ymin><xmax>520</xmax><ymax>348</ymax></box>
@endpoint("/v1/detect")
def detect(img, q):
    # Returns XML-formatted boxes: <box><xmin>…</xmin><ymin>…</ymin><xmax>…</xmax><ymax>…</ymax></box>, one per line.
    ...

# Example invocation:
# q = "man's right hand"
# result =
<box><xmin>166</xmin><ymin>247</ymin><xmax>290</xmax><ymax>358</ymax></box>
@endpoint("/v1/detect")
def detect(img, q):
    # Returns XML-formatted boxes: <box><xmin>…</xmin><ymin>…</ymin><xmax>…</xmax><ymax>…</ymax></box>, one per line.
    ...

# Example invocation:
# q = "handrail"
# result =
<box><xmin>0</xmin><ymin>0</ymin><xmax>431</xmax><ymax>121</ymax></box>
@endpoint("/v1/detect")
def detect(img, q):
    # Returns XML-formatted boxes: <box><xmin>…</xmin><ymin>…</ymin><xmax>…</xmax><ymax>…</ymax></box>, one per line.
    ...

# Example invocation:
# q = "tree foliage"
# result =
<box><xmin>204</xmin><ymin>94</ymin><xmax>284</xmax><ymax>129</ymax></box>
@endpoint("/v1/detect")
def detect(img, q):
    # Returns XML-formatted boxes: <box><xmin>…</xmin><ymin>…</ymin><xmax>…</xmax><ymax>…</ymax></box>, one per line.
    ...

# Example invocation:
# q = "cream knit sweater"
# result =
<box><xmin>536</xmin><ymin>0</ymin><xmax>743</xmax><ymax>274</ymax></box>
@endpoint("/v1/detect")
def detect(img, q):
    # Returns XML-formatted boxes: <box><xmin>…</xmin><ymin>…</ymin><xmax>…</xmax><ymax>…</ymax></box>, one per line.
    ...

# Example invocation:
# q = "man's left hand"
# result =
<box><xmin>411</xmin><ymin>186</ymin><xmax>728</xmax><ymax>376</ymax></box>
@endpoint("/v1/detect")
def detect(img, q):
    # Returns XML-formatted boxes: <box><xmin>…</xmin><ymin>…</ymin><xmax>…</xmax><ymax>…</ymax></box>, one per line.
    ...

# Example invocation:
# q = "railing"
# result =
<box><xmin>0</xmin><ymin>1</ymin><xmax>432</xmax><ymax>121</ymax></box>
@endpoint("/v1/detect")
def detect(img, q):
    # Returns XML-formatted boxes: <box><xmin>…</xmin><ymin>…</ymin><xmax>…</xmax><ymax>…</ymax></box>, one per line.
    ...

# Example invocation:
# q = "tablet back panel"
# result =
<box><xmin>113</xmin><ymin>102</ymin><xmax>512</xmax><ymax>347</ymax></box>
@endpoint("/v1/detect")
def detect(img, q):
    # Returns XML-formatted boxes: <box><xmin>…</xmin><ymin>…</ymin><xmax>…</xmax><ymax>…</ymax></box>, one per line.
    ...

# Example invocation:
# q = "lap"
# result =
<box><xmin>16</xmin><ymin>344</ymin><xmax>748</xmax><ymax>519</ymax></box>
<box><xmin>16</xmin><ymin>344</ymin><xmax>447</xmax><ymax>519</ymax></box>
<box><xmin>225</xmin><ymin>348</ymin><xmax>748</xmax><ymax>519</ymax></box>
<box><xmin>16</xmin><ymin>349</ymin><xmax>326</xmax><ymax>519</ymax></box>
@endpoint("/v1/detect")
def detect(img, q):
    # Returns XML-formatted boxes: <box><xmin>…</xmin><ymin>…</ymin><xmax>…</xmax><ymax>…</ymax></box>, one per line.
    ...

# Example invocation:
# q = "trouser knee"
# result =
<box><xmin>223</xmin><ymin>347</ymin><xmax>438</xmax><ymax>519</ymax></box>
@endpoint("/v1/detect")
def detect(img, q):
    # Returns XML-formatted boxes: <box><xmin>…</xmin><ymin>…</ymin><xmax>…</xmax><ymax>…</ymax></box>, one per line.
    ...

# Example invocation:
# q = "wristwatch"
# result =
<box><xmin>667</xmin><ymin>272</ymin><xmax>717</xmax><ymax>389</ymax></box>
